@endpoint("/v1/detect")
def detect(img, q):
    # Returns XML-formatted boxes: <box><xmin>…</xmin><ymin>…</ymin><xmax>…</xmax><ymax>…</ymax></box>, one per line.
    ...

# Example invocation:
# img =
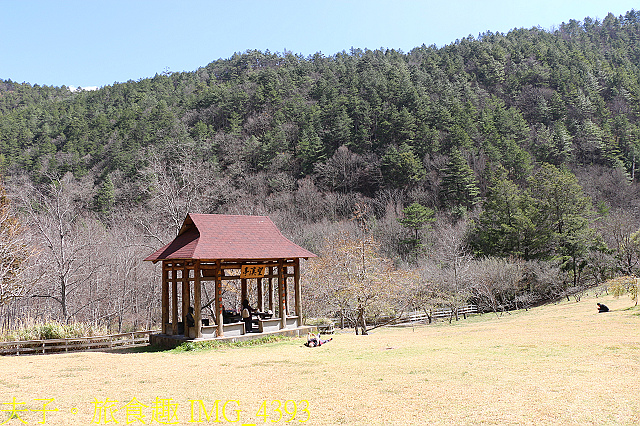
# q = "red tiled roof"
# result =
<box><xmin>144</xmin><ymin>214</ymin><xmax>316</xmax><ymax>262</ymax></box>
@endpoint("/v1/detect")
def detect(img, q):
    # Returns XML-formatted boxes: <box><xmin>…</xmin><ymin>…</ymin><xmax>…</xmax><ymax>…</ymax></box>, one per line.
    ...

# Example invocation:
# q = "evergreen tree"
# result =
<box><xmin>472</xmin><ymin>169</ymin><xmax>541</xmax><ymax>259</ymax></box>
<box><xmin>527</xmin><ymin>163</ymin><xmax>597</xmax><ymax>286</ymax></box>
<box><xmin>398</xmin><ymin>202</ymin><xmax>435</xmax><ymax>255</ymax></box>
<box><xmin>381</xmin><ymin>143</ymin><xmax>426</xmax><ymax>188</ymax></box>
<box><xmin>473</xmin><ymin>163</ymin><xmax>597</xmax><ymax>277</ymax></box>
<box><xmin>94</xmin><ymin>174</ymin><xmax>115</xmax><ymax>216</ymax></box>
<box><xmin>440</xmin><ymin>149</ymin><xmax>480</xmax><ymax>210</ymax></box>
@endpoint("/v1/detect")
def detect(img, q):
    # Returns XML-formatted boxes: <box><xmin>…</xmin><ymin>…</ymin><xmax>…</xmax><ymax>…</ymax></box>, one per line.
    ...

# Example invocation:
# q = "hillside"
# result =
<box><xmin>1</xmin><ymin>12</ymin><xmax>640</xmax><ymax>190</ymax></box>
<box><xmin>1</xmin><ymin>10</ymin><xmax>640</xmax><ymax>330</ymax></box>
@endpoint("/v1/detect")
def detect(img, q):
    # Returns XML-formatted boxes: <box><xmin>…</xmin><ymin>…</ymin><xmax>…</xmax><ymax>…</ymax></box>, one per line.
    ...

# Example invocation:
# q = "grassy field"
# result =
<box><xmin>0</xmin><ymin>293</ymin><xmax>639</xmax><ymax>425</ymax></box>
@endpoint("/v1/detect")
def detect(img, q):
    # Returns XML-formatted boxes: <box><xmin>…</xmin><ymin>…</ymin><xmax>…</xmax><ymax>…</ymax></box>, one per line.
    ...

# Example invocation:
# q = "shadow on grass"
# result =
<box><xmin>619</xmin><ymin>304</ymin><xmax>640</xmax><ymax>315</ymax></box>
<box><xmin>99</xmin><ymin>344</ymin><xmax>170</xmax><ymax>354</ymax></box>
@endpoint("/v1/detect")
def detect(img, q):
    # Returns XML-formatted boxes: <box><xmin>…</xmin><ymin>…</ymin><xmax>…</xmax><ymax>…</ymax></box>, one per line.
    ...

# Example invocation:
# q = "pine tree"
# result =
<box><xmin>399</xmin><ymin>202</ymin><xmax>435</xmax><ymax>241</ymax></box>
<box><xmin>381</xmin><ymin>143</ymin><xmax>426</xmax><ymax>188</ymax></box>
<box><xmin>527</xmin><ymin>163</ymin><xmax>596</xmax><ymax>287</ymax></box>
<box><xmin>398</xmin><ymin>202</ymin><xmax>436</xmax><ymax>256</ymax></box>
<box><xmin>94</xmin><ymin>174</ymin><xmax>115</xmax><ymax>216</ymax></box>
<box><xmin>472</xmin><ymin>168</ymin><xmax>544</xmax><ymax>260</ymax></box>
<box><xmin>440</xmin><ymin>149</ymin><xmax>480</xmax><ymax>210</ymax></box>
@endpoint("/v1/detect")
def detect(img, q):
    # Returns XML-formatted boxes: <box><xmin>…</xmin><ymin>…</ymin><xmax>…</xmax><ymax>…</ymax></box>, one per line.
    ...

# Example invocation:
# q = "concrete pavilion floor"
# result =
<box><xmin>149</xmin><ymin>325</ymin><xmax>317</xmax><ymax>349</ymax></box>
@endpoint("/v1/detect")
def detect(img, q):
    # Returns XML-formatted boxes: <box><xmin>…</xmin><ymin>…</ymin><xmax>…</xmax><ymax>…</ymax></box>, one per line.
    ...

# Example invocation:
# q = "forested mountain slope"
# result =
<box><xmin>2</xmin><ymin>11</ymin><xmax>640</xmax><ymax>195</ymax></box>
<box><xmin>1</xmin><ymin>10</ymin><xmax>640</xmax><ymax>330</ymax></box>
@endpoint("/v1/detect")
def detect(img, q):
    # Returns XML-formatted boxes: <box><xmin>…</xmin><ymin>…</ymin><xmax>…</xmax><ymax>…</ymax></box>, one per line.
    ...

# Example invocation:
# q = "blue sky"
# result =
<box><xmin>1</xmin><ymin>0</ymin><xmax>637</xmax><ymax>89</ymax></box>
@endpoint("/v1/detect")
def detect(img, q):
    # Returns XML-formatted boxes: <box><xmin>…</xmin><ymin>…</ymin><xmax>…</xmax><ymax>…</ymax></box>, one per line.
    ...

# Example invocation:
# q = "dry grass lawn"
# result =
<box><xmin>1</xmin><ymin>293</ymin><xmax>639</xmax><ymax>425</ymax></box>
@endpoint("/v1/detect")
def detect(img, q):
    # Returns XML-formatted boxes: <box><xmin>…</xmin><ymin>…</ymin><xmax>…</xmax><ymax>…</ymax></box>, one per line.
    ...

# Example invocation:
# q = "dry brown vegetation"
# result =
<box><xmin>0</xmin><ymin>293</ymin><xmax>638</xmax><ymax>425</ymax></box>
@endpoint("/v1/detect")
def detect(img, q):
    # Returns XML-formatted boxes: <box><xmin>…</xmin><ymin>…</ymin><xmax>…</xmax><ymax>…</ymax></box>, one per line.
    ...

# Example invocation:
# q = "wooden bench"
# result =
<box><xmin>317</xmin><ymin>322</ymin><xmax>335</xmax><ymax>334</ymax></box>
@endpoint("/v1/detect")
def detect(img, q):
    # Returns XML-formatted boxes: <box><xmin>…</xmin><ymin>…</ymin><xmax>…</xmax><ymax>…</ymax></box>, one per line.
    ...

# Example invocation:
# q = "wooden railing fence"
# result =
<box><xmin>397</xmin><ymin>305</ymin><xmax>479</xmax><ymax>325</ymax></box>
<box><xmin>0</xmin><ymin>330</ymin><xmax>158</xmax><ymax>356</ymax></box>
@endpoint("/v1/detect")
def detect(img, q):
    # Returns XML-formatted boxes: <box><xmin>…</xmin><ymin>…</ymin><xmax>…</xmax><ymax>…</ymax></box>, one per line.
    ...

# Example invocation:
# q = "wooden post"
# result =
<box><xmin>257</xmin><ymin>278</ymin><xmax>263</xmax><ymax>312</ymax></box>
<box><xmin>241</xmin><ymin>278</ymin><xmax>248</xmax><ymax>306</ymax></box>
<box><xmin>284</xmin><ymin>272</ymin><xmax>289</xmax><ymax>314</ymax></box>
<box><xmin>278</xmin><ymin>260</ymin><xmax>286</xmax><ymax>329</ymax></box>
<box><xmin>171</xmin><ymin>266</ymin><xmax>178</xmax><ymax>335</ymax></box>
<box><xmin>268</xmin><ymin>267</ymin><xmax>274</xmax><ymax>313</ymax></box>
<box><xmin>215</xmin><ymin>260</ymin><xmax>223</xmax><ymax>337</ymax></box>
<box><xmin>162</xmin><ymin>262</ymin><xmax>169</xmax><ymax>334</ymax></box>
<box><xmin>182</xmin><ymin>265</ymin><xmax>189</xmax><ymax>336</ymax></box>
<box><xmin>294</xmin><ymin>258</ymin><xmax>301</xmax><ymax>321</ymax></box>
<box><xmin>194</xmin><ymin>260</ymin><xmax>202</xmax><ymax>339</ymax></box>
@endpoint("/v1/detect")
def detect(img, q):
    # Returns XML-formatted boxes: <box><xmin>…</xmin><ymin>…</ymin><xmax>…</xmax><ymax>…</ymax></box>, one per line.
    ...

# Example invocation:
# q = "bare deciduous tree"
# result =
<box><xmin>18</xmin><ymin>173</ymin><xmax>106</xmax><ymax>322</ymax></box>
<box><xmin>103</xmin><ymin>221</ymin><xmax>161</xmax><ymax>331</ymax></box>
<box><xmin>470</xmin><ymin>258</ymin><xmax>523</xmax><ymax>315</ymax></box>
<box><xmin>420</xmin><ymin>220</ymin><xmax>474</xmax><ymax>321</ymax></box>
<box><xmin>143</xmin><ymin>151</ymin><xmax>233</xmax><ymax>237</ymax></box>
<box><xmin>0</xmin><ymin>183</ymin><xmax>36</xmax><ymax>305</ymax></box>
<box><xmin>598</xmin><ymin>209</ymin><xmax>640</xmax><ymax>275</ymax></box>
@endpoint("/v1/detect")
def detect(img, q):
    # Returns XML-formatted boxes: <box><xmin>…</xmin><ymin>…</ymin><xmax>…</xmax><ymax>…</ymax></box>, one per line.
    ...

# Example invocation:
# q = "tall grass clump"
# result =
<box><xmin>1</xmin><ymin>320</ymin><xmax>110</xmax><ymax>341</ymax></box>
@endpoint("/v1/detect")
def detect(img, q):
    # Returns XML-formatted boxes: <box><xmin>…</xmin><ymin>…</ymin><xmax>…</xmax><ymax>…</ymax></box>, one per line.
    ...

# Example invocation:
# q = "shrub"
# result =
<box><xmin>304</xmin><ymin>317</ymin><xmax>334</xmax><ymax>326</ymax></box>
<box><xmin>172</xmin><ymin>335</ymin><xmax>293</xmax><ymax>352</ymax></box>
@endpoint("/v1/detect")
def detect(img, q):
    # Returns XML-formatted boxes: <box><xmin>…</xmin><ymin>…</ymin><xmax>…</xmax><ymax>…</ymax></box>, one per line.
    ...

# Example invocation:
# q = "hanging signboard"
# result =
<box><xmin>240</xmin><ymin>264</ymin><xmax>267</xmax><ymax>279</ymax></box>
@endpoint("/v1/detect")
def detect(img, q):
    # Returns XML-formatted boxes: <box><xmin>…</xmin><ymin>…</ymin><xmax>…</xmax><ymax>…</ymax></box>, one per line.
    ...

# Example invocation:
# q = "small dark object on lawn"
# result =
<box><xmin>597</xmin><ymin>303</ymin><xmax>609</xmax><ymax>313</ymax></box>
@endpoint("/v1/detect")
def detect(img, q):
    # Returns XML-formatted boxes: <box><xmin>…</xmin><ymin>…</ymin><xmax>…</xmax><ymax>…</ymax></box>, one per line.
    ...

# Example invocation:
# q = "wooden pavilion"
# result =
<box><xmin>144</xmin><ymin>214</ymin><xmax>316</xmax><ymax>341</ymax></box>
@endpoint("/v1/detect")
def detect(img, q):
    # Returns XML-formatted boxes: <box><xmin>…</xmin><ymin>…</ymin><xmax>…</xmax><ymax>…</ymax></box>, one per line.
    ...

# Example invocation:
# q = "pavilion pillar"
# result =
<box><xmin>294</xmin><ymin>258</ymin><xmax>301</xmax><ymax>320</ymax></box>
<box><xmin>268</xmin><ymin>267</ymin><xmax>274</xmax><ymax>313</ymax></box>
<box><xmin>215</xmin><ymin>260</ymin><xmax>223</xmax><ymax>337</ymax></box>
<box><xmin>284</xmin><ymin>276</ymin><xmax>289</xmax><ymax>314</ymax></box>
<box><xmin>182</xmin><ymin>264</ymin><xmax>190</xmax><ymax>336</ymax></box>
<box><xmin>161</xmin><ymin>262</ymin><xmax>169</xmax><ymax>334</ymax></box>
<box><xmin>278</xmin><ymin>260</ymin><xmax>287</xmax><ymax>329</ymax></box>
<box><xmin>257</xmin><ymin>278</ymin><xmax>263</xmax><ymax>312</ymax></box>
<box><xmin>171</xmin><ymin>265</ymin><xmax>178</xmax><ymax>335</ymax></box>
<box><xmin>194</xmin><ymin>260</ymin><xmax>202</xmax><ymax>339</ymax></box>
<box><xmin>241</xmin><ymin>278</ymin><xmax>248</xmax><ymax>305</ymax></box>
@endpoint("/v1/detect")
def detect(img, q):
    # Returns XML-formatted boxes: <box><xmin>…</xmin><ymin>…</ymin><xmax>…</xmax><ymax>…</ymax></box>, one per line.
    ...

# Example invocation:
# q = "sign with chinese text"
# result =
<box><xmin>240</xmin><ymin>265</ymin><xmax>267</xmax><ymax>279</ymax></box>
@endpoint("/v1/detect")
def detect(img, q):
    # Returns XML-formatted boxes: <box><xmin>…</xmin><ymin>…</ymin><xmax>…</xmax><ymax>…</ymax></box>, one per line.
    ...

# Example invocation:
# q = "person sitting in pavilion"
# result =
<box><xmin>186</xmin><ymin>306</ymin><xmax>195</xmax><ymax>327</ymax></box>
<box><xmin>241</xmin><ymin>299</ymin><xmax>255</xmax><ymax>332</ymax></box>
